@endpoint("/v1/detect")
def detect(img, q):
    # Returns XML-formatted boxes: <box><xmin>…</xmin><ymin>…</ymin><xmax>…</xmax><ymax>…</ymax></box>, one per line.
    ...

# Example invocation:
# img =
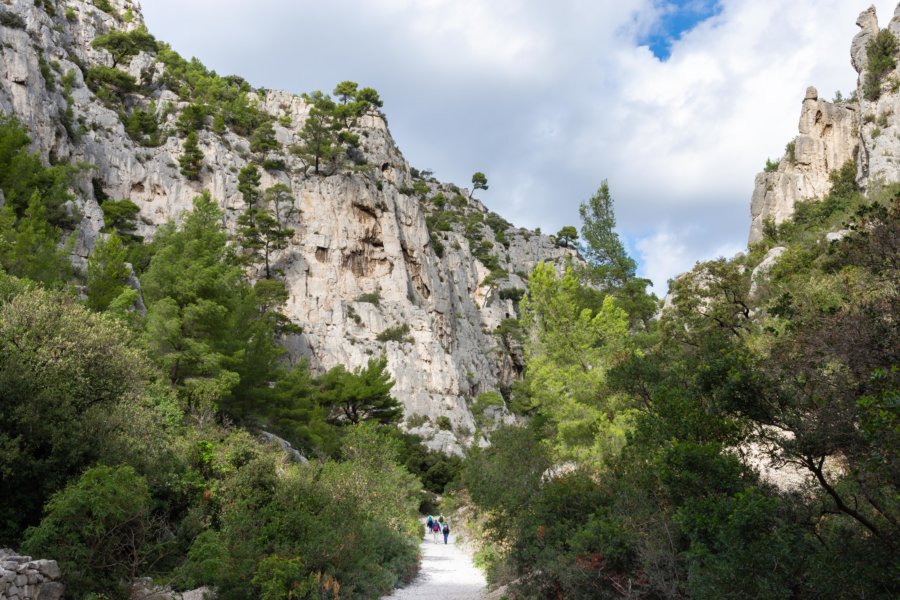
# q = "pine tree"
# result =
<box><xmin>318</xmin><ymin>356</ymin><xmax>403</xmax><ymax>425</ymax></box>
<box><xmin>86</xmin><ymin>233</ymin><xmax>130</xmax><ymax>311</ymax></box>
<box><xmin>578</xmin><ymin>181</ymin><xmax>636</xmax><ymax>287</ymax></box>
<box><xmin>179</xmin><ymin>131</ymin><xmax>203</xmax><ymax>180</ymax></box>
<box><xmin>294</xmin><ymin>92</ymin><xmax>339</xmax><ymax>175</ymax></box>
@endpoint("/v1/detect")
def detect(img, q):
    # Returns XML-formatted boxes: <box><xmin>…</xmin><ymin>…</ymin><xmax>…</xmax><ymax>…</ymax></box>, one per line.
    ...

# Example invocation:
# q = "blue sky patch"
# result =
<box><xmin>641</xmin><ymin>0</ymin><xmax>723</xmax><ymax>60</ymax></box>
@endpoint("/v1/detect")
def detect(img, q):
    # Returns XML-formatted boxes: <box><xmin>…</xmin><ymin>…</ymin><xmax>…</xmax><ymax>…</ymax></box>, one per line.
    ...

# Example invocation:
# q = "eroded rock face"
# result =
<box><xmin>749</xmin><ymin>2</ymin><xmax>900</xmax><ymax>244</ymax></box>
<box><xmin>855</xmin><ymin>4</ymin><xmax>900</xmax><ymax>186</ymax></box>
<box><xmin>0</xmin><ymin>0</ymin><xmax>574</xmax><ymax>452</ymax></box>
<box><xmin>748</xmin><ymin>87</ymin><xmax>858</xmax><ymax>244</ymax></box>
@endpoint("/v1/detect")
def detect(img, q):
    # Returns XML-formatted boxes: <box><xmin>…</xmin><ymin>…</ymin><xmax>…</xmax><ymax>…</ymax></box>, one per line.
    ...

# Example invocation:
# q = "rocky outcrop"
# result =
<box><xmin>0</xmin><ymin>0</ymin><xmax>575</xmax><ymax>454</ymax></box>
<box><xmin>749</xmin><ymin>3</ymin><xmax>900</xmax><ymax>244</ymax></box>
<box><xmin>854</xmin><ymin>4</ymin><xmax>900</xmax><ymax>186</ymax></box>
<box><xmin>0</xmin><ymin>550</ymin><xmax>64</xmax><ymax>600</ymax></box>
<box><xmin>748</xmin><ymin>86</ymin><xmax>858</xmax><ymax>243</ymax></box>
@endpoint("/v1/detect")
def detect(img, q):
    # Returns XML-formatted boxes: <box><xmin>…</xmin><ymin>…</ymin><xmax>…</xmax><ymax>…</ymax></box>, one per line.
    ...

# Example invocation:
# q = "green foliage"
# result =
<box><xmin>91</xmin><ymin>26</ymin><xmax>158</xmax><ymax>68</ymax></box>
<box><xmin>0</xmin><ymin>195</ymin><xmax>71</xmax><ymax>286</ymax></box>
<box><xmin>0</xmin><ymin>288</ymin><xmax>148</xmax><ymax>541</ymax></box>
<box><xmin>141</xmin><ymin>192</ymin><xmax>283</xmax><ymax>421</ymax></box>
<box><xmin>470</xmin><ymin>171</ymin><xmax>488</xmax><ymax>197</ymax></box>
<box><xmin>555</xmin><ymin>225</ymin><xmax>579</xmax><ymax>247</ymax></box>
<box><xmin>783</xmin><ymin>140</ymin><xmax>797</xmax><ymax>164</ymax></box>
<box><xmin>100</xmin><ymin>197</ymin><xmax>141</xmax><ymax>239</ymax></box>
<box><xmin>92</xmin><ymin>0</ymin><xmax>116</xmax><ymax>15</ymax></box>
<box><xmin>176</xmin><ymin>103</ymin><xmax>210</xmax><ymax>135</ymax></box>
<box><xmin>123</xmin><ymin>105</ymin><xmax>163</xmax><ymax>146</ymax></box>
<box><xmin>376</xmin><ymin>323</ymin><xmax>412</xmax><ymax>343</ymax></box>
<box><xmin>179</xmin><ymin>131</ymin><xmax>204</xmax><ymax>180</ymax></box>
<box><xmin>293</xmin><ymin>91</ymin><xmax>340</xmax><ymax>175</ymax></box>
<box><xmin>86</xmin><ymin>233</ymin><xmax>131</xmax><ymax>311</ymax></box>
<box><xmin>0</xmin><ymin>114</ymin><xmax>75</xmax><ymax>226</ymax></box>
<box><xmin>250</xmin><ymin>120</ymin><xmax>279</xmax><ymax>154</ymax></box>
<box><xmin>356</xmin><ymin>289</ymin><xmax>380</xmax><ymax>304</ymax></box>
<box><xmin>864</xmin><ymin>28</ymin><xmax>899</xmax><ymax>101</ymax></box>
<box><xmin>318</xmin><ymin>356</ymin><xmax>403</xmax><ymax>425</ymax></box>
<box><xmin>577</xmin><ymin>181</ymin><xmax>636</xmax><ymax>288</ymax></box>
<box><xmin>0</xmin><ymin>10</ymin><xmax>26</xmax><ymax>29</ymax></box>
<box><xmin>472</xmin><ymin>391</ymin><xmax>505</xmax><ymax>428</ymax></box>
<box><xmin>85</xmin><ymin>65</ymin><xmax>137</xmax><ymax>106</ymax></box>
<box><xmin>764</xmin><ymin>157</ymin><xmax>779</xmax><ymax>172</ymax></box>
<box><xmin>64</xmin><ymin>7</ymin><xmax>76</xmax><ymax>22</ymax></box>
<box><xmin>179</xmin><ymin>426</ymin><xmax>420</xmax><ymax>599</ymax></box>
<box><xmin>156</xmin><ymin>46</ymin><xmax>270</xmax><ymax>137</ymax></box>
<box><xmin>22</xmin><ymin>465</ymin><xmax>164</xmax><ymax>599</ymax></box>
<box><xmin>520</xmin><ymin>263</ymin><xmax>634</xmax><ymax>462</ymax></box>
<box><xmin>436</xmin><ymin>415</ymin><xmax>452</xmax><ymax>431</ymax></box>
<box><xmin>498</xmin><ymin>287</ymin><xmax>524</xmax><ymax>303</ymax></box>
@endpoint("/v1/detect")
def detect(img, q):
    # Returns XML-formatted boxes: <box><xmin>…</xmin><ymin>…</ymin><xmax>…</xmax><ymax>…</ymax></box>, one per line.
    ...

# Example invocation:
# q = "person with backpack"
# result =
<box><xmin>426</xmin><ymin>514</ymin><xmax>434</xmax><ymax>535</ymax></box>
<box><xmin>432</xmin><ymin>519</ymin><xmax>441</xmax><ymax>543</ymax></box>
<box><xmin>442</xmin><ymin>520</ymin><xmax>450</xmax><ymax>544</ymax></box>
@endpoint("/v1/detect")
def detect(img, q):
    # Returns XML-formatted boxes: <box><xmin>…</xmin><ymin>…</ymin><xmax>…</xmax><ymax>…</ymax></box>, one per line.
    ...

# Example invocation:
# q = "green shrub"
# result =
<box><xmin>65</xmin><ymin>7</ymin><xmax>77</xmax><ymax>21</ymax></box>
<box><xmin>23</xmin><ymin>465</ymin><xmax>165</xmax><ymax>599</ymax></box>
<box><xmin>377</xmin><ymin>323</ymin><xmax>412</xmax><ymax>343</ymax></box>
<box><xmin>0</xmin><ymin>10</ymin><xmax>27</xmax><ymax>29</ymax></box>
<box><xmin>356</xmin><ymin>290</ymin><xmax>381</xmax><ymax>305</ymax></box>
<box><xmin>92</xmin><ymin>0</ymin><xmax>116</xmax><ymax>15</ymax></box>
<box><xmin>498</xmin><ymin>288</ymin><xmax>525</xmax><ymax>303</ymax></box>
<box><xmin>785</xmin><ymin>140</ymin><xmax>796</xmax><ymax>164</ymax></box>
<box><xmin>100</xmin><ymin>198</ymin><xmax>141</xmax><ymax>237</ymax></box>
<box><xmin>123</xmin><ymin>106</ymin><xmax>163</xmax><ymax>146</ymax></box>
<box><xmin>436</xmin><ymin>415</ymin><xmax>452</xmax><ymax>431</ymax></box>
<box><xmin>85</xmin><ymin>66</ymin><xmax>137</xmax><ymax>106</ymax></box>
<box><xmin>764</xmin><ymin>158</ymin><xmax>780</xmax><ymax>172</ymax></box>
<box><xmin>406</xmin><ymin>413</ymin><xmax>429</xmax><ymax>428</ymax></box>
<box><xmin>261</xmin><ymin>158</ymin><xmax>286</xmax><ymax>172</ymax></box>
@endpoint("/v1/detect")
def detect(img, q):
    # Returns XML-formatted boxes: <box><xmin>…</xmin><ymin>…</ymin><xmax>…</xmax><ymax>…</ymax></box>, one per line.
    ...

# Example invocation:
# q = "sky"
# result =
<box><xmin>140</xmin><ymin>0</ymin><xmax>898</xmax><ymax>294</ymax></box>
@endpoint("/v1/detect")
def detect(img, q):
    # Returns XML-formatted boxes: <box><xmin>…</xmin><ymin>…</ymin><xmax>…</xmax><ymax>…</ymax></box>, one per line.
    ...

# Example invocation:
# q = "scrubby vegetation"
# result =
<box><xmin>864</xmin><ymin>28</ymin><xmax>899</xmax><ymax>101</ymax></box>
<box><xmin>453</xmin><ymin>168</ymin><xmax>899</xmax><ymax>599</ymax></box>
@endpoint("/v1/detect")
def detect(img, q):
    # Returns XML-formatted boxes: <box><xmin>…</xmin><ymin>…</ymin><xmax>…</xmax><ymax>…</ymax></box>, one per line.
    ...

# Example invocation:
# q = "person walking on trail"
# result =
<box><xmin>438</xmin><ymin>513</ymin><xmax>445</xmax><ymax>524</ymax></box>
<box><xmin>442</xmin><ymin>521</ymin><xmax>450</xmax><ymax>544</ymax></box>
<box><xmin>432</xmin><ymin>519</ymin><xmax>441</xmax><ymax>543</ymax></box>
<box><xmin>426</xmin><ymin>515</ymin><xmax>434</xmax><ymax>535</ymax></box>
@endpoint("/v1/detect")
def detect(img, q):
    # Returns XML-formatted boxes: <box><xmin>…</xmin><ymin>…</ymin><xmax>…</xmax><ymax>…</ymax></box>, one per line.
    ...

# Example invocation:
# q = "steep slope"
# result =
<box><xmin>0</xmin><ymin>0</ymin><xmax>576</xmax><ymax>453</ymax></box>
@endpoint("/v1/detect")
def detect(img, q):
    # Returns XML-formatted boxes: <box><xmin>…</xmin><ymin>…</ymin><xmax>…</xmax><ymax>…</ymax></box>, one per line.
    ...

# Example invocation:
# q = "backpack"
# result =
<box><xmin>432</xmin><ymin>523</ymin><xmax>440</xmax><ymax>532</ymax></box>
<box><xmin>442</xmin><ymin>523</ymin><xmax>450</xmax><ymax>534</ymax></box>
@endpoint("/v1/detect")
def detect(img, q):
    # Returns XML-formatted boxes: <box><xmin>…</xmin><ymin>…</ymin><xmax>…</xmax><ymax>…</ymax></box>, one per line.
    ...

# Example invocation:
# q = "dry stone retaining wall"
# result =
<box><xmin>0</xmin><ymin>550</ymin><xmax>64</xmax><ymax>600</ymax></box>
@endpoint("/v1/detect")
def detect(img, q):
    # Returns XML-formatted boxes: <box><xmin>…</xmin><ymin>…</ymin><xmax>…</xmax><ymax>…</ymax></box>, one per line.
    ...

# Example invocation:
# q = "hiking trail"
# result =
<box><xmin>382</xmin><ymin>525</ymin><xmax>487</xmax><ymax>600</ymax></box>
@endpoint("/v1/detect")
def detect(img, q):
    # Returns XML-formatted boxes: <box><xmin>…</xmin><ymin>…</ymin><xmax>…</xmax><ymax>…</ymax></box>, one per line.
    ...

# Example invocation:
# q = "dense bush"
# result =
<box><xmin>23</xmin><ymin>466</ymin><xmax>164</xmax><ymax>598</ymax></box>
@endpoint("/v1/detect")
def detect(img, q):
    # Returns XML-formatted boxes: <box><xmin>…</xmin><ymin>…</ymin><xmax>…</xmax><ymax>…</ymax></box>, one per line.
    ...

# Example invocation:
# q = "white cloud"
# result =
<box><xmin>140</xmin><ymin>0</ymin><xmax>900</xmax><ymax>295</ymax></box>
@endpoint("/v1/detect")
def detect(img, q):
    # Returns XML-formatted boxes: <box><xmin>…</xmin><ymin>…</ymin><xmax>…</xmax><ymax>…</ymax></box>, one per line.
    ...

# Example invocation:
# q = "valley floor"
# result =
<box><xmin>383</xmin><ymin>526</ymin><xmax>486</xmax><ymax>600</ymax></box>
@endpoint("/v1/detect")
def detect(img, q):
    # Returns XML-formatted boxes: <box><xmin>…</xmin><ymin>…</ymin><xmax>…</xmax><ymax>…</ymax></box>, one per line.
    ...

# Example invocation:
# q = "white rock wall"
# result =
<box><xmin>0</xmin><ymin>0</ymin><xmax>575</xmax><ymax>454</ymax></box>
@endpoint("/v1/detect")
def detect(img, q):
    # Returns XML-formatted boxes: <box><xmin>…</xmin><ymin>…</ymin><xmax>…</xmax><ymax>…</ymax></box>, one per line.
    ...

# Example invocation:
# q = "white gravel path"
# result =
<box><xmin>383</xmin><ymin>527</ymin><xmax>487</xmax><ymax>600</ymax></box>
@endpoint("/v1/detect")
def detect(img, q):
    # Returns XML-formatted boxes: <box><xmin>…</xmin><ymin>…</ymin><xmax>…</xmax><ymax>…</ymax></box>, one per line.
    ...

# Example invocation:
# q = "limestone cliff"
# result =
<box><xmin>749</xmin><ymin>2</ymin><xmax>900</xmax><ymax>244</ymax></box>
<box><xmin>748</xmin><ymin>87</ymin><xmax>858</xmax><ymax>244</ymax></box>
<box><xmin>0</xmin><ymin>0</ymin><xmax>576</xmax><ymax>453</ymax></box>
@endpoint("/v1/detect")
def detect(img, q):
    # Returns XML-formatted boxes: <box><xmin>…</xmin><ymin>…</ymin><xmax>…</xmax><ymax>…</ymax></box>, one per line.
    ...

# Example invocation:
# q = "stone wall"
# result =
<box><xmin>0</xmin><ymin>550</ymin><xmax>64</xmax><ymax>600</ymax></box>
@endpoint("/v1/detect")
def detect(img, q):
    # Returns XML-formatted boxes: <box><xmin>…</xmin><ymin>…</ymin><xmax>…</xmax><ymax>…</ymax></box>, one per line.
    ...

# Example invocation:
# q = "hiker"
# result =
<box><xmin>442</xmin><ymin>521</ymin><xmax>450</xmax><ymax>544</ymax></box>
<box><xmin>438</xmin><ymin>513</ymin><xmax>445</xmax><ymax>524</ymax></box>
<box><xmin>432</xmin><ymin>519</ymin><xmax>441</xmax><ymax>543</ymax></box>
<box><xmin>426</xmin><ymin>514</ymin><xmax>434</xmax><ymax>534</ymax></box>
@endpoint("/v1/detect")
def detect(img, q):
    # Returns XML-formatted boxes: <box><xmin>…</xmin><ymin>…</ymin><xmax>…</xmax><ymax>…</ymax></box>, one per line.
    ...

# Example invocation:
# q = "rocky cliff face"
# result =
<box><xmin>748</xmin><ymin>87</ymin><xmax>858</xmax><ymax>244</ymax></box>
<box><xmin>0</xmin><ymin>0</ymin><xmax>576</xmax><ymax>453</ymax></box>
<box><xmin>749</xmin><ymin>3</ymin><xmax>900</xmax><ymax>244</ymax></box>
